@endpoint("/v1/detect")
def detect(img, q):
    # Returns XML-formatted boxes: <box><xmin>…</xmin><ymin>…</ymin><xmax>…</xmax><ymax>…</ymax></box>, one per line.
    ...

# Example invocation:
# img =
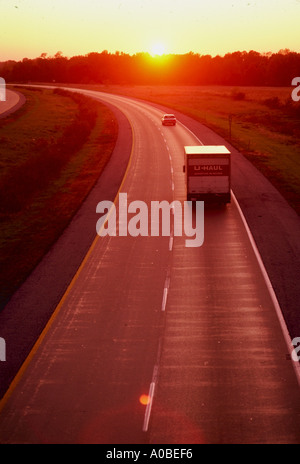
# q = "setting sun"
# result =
<box><xmin>0</xmin><ymin>1</ymin><xmax>299</xmax><ymax>61</ymax></box>
<box><xmin>150</xmin><ymin>43</ymin><xmax>166</xmax><ymax>57</ymax></box>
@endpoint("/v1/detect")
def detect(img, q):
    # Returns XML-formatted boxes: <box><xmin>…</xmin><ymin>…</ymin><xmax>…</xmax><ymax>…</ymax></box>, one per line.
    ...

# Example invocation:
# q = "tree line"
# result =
<box><xmin>0</xmin><ymin>49</ymin><xmax>299</xmax><ymax>86</ymax></box>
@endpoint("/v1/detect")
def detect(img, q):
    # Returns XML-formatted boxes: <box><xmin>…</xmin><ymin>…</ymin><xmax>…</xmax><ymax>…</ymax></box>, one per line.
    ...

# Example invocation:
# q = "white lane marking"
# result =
<box><xmin>176</xmin><ymin>120</ymin><xmax>204</xmax><ymax>145</ymax></box>
<box><xmin>232</xmin><ymin>191</ymin><xmax>300</xmax><ymax>387</ymax></box>
<box><xmin>169</xmin><ymin>236</ymin><xmax>174</xmax><ymax>252</ymax></box>
<box><xmin>161</xmin><ymin>288</ymin><xmax>169</xmax><ymax>312</ymax></box>
<box><xmin>142</xmin><ymin>341</ymin><xmax>162</xmax><ymax>432</ymax></box>
<box><xmin>161</xmin><ymin>276</ymin><xmax>170</xmax><ymax>312</ymax></box>
<box><xmin>142</xmin><ymin>381</ymin><xmax>156</xmax><ymax>432</ymax></box>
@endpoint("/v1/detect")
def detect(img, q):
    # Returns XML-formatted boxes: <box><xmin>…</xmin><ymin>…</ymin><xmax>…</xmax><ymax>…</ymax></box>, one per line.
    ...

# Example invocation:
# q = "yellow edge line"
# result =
<box><xmin>0</xmin><ymin>106</ymin><xmax>135</xmax><ymax>415</ymax></box>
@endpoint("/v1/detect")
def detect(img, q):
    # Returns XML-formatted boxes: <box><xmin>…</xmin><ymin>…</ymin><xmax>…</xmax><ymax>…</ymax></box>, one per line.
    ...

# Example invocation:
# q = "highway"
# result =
<box><xmin>0</xmin><ymin>89</ymin><xmax>299</xmax><ymax>444</ymax></box>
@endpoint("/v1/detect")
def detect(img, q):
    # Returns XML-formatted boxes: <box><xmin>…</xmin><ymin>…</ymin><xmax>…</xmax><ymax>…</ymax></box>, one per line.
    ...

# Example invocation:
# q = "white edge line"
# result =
<box><xmin>232</xmin><ymin>191</ymin><xmax>300</xmax><ymax>387</ymax></box>
<box><xmin>168</xmin><ymin>114</ymin><xmax>300</xmax><ymax>386</ymax></box>
<box><xmin>178</xmin><ymin>120</ymin><xmax>204</xmax><ymax>145</ymax></box>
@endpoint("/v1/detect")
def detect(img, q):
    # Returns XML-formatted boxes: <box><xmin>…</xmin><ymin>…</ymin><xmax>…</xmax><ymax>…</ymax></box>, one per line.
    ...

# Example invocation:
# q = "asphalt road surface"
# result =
<box><xmin>0</xmin><ymin>89</ymin><xmax>299</xmax><ymax>444</ymax></box>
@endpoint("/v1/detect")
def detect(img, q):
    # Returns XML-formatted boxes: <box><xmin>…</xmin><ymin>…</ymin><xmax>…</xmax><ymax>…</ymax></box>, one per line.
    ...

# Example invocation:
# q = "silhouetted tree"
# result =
<box><xmin>2</xmin><ymin>50</ymin><xmax>300</xmax><ymax>86</ymax></box>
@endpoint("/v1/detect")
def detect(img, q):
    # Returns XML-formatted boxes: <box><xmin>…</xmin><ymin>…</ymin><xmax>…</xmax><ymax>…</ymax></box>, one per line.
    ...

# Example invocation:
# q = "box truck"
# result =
<box><xmin>183</xmin><ymin>145</ymin><xmax>231</xmax><ymax>203</ymax></box>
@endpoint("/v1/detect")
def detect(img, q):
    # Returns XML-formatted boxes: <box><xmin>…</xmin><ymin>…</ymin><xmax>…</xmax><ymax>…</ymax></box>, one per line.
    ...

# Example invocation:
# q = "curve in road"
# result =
<box><xmin>0</xmin><ymin>88</ymin><xmax>299</xmax><ymax>444</ymax></box>
<box><xmin>0</xmin><ymin>88</ymin><xmax>26</xmax><ymax>118</ymax></box>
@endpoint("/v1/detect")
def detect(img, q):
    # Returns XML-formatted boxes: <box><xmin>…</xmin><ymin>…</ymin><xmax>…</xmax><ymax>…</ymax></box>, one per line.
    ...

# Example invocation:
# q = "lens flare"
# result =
<box><xmin>139</xmin><ymin>394</ymin><xmax>151</xmax><ymax>406</ymax></box>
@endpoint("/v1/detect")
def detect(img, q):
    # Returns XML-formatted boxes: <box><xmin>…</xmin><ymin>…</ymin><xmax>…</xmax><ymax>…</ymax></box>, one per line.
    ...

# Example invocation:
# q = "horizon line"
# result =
<box><xmin>1</xmin><ymin>47</ymin><xmax>300</xmax><ymax>63</ymax></box>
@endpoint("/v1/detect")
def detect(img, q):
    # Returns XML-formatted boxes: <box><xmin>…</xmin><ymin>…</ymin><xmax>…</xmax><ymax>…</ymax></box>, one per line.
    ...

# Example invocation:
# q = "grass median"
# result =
<box><xmin>0</xmin><ymin>87</ymin><xmax>118</xmax><ymax>309</ymax></box>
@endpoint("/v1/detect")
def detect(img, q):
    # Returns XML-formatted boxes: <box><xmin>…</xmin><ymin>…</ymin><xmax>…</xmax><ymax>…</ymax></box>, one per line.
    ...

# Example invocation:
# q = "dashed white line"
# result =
<box><xmin>161</xmin><ymin>288</ymin><xmax>168</xmax><ymax>312</ymax></box>
<box><xmin>142</xmin><ymin>342</ymin><xmax>162</xmax><ymax>432</ymax></box>
<box><xmin>161</xmin><ymin>276</ymin><xmax>170</xmax><ymax>312</ymax></box>
<box><xmin>142</xmin><ymin>381</ymin><xmax>156</xmax><ymax>432</ymax></box>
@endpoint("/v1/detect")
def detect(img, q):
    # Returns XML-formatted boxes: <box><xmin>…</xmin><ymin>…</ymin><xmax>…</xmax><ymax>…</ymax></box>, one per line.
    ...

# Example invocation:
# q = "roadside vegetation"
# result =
<box><xmin>1</xmin><ymin>49</ymin><xmax>299</xmax><ymax>87</ymax></box>
<box><xmin>0</xmin><ymin>87</ymin><xmax>118</xmax><ymax>308</ymax></box>
<box><xmin>96</xmin><ymin>84</ymin><xmax>300</xmax><ymax>215</ymax></box>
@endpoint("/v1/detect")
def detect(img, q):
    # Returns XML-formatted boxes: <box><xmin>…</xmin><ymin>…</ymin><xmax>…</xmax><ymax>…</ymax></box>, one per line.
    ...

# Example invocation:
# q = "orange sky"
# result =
<box><xmin>1</xmin><ymin>0</ymin><xmax>300</xmax><ymax>61</ymax></box>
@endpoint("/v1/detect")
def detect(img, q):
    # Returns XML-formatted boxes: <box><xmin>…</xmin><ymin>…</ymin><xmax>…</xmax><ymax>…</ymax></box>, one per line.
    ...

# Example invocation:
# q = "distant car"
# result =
<box><xmin>162</xmin><ymin>114</ymin><xmax>176</xmax><ymax>126</ymax></box>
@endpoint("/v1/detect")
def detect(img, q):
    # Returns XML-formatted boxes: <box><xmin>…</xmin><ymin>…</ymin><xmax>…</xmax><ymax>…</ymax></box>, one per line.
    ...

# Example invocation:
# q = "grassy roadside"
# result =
<box><xmin>0</xmin><ymin>87</ymin><xmax>118</xmax><ymax>308</ymax></box>
<box><xmin>79</xmin><ymin>84</ymin><xmax>300</xmax><ymax>216</ymax></box>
